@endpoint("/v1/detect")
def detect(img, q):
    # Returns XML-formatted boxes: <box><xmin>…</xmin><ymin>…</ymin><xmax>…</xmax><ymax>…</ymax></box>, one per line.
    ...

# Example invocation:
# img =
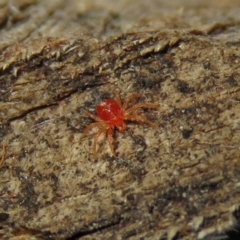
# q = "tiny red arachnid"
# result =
<box><xmin>84</xmin><ymin>91</ymin><xmax>158</xmax><ymax>158</ymax></box>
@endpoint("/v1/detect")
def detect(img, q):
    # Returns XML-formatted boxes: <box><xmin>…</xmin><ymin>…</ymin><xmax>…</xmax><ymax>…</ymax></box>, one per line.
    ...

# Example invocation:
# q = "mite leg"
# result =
<box><xmin>125</xmin><ymin>103</ymin><xmax>159</xmax><ymax>115</ymax></box>
<box><xmin>107</xmin><ymin>127</ymin><xmax>115</xmax><ymax>156</ymax></box>
<box><xmin>93</xmin><ymin>127</ymin><xmax>107</xmax><ymax>158</ymax></box>
<box><xmin>124</xmin><ymin>114</ymin><xmax>157</xmax><ymax>128</ymax></box>
<box><xmin>122</xmin><ymin>93</ymin><xmax>142</xmax><ymax>110</ymax></box>
<box><xmin>84</xmin><ymin>122</ymin><xmax>103</xmax><ymax>134</ymax></box>
<box><xmin>114</xmin><ymin>90</ymin><xmax>122</xmax><ymax>107</ymax></box>
<box><xmin>86</xmin><ymin>111</ymin><xmax>100</xmax><ymax>121</ymax></box>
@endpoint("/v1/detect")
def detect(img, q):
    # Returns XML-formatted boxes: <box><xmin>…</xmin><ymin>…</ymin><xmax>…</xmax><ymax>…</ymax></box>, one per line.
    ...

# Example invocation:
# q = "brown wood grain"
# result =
<box><xmin>0</xmin><ymin>1</ymin><xmax>240</xmax><ymax>239</ymax></box>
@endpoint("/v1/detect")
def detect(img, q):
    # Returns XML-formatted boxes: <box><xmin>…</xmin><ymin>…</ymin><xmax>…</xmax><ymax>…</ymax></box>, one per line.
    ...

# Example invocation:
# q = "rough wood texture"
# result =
<box><xmin>1</xmin><ymin>0</ymin><xmax>240</xmax><ymax>239</ymax></box>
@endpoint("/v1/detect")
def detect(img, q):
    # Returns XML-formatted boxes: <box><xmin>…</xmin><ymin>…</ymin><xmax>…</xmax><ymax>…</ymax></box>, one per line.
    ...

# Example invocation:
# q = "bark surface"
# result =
<box><xmin>1</xmin><ymin>0</ymin><xmax>240</xmax><ymax>239</ymax></box>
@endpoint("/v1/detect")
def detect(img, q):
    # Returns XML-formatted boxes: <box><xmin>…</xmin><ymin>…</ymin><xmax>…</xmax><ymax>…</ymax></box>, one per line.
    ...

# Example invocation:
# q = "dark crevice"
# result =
<box><xmin>66</xmin><ymin>216</ymin><xmax>122</xmax><ymax>240</ymax></box>
<box><xmin>7</xmin><ymin>103</ymin><xmax>59</xmax><ymax>124</ymax></box>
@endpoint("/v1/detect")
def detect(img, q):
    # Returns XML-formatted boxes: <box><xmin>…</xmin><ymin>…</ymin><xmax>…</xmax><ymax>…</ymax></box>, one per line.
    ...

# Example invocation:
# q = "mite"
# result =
<box><xmin>84</xmin><ymin>92</ymin><xmax>158</xmax><ymax>158</ymax></box>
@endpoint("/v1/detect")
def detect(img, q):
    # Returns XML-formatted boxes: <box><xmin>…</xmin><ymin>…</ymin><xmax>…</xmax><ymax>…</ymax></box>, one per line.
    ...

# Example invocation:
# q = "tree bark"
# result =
<box><xmin>1</xmin><ymin>0</ymin><xmax>240</xmax><ymax>239</ymax></box>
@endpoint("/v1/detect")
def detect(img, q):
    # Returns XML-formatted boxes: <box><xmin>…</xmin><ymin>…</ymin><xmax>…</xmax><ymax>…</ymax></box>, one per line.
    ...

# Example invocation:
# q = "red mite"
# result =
<box><xmin>84</xmin><ymin>92</ymin><xmax>158</xmax><ymax>158</ymax></box>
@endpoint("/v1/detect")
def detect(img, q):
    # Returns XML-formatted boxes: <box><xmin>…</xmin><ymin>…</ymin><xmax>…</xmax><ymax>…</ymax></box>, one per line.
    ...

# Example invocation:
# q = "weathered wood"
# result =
<box><xmin>1</xmin><ymin>0</ymin><xmax>240</xmax><ymax>239</ymax></box>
